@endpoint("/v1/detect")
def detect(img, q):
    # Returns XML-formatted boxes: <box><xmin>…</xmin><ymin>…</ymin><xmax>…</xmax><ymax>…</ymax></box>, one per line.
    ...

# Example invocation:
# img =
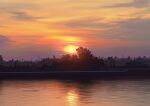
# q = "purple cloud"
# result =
<box><xmin>103</xmin><ymin>0</ymin><xmax>149</xmax><ymax>8</ymax></box>
<box><xmin>0</xmin><ymin>35</ymin><xmax>10</xmax><ymax>44</ymax></box>
<box><xmin>10</xmin><ymin>11</ymin><xmax>43</xmax><ymax>21</ymax></box>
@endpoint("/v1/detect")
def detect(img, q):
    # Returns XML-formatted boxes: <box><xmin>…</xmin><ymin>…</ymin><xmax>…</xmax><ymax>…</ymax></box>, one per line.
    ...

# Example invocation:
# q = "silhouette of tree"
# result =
<box><xmin>77</xmin><ymin>47</ymin><xmax>93</xmax><ymax>60</ymax></box>
<box><xmin>107</xmin><ymin>57</ymin><xmax>116</xmax><ymax>68</ymax></box>
<box><xmin>76</xmin><ymin>47</ymin><xmax>94</xmax><ymax>66</ymax></box>
<box><xmin>0</xmin><ymin>55</ymin><xmax>3</xmax><ymax>63</ymax></box>
<box><xmin>76</xmin><ymin>47</ymin><xmax>102</xmax><ymax>70</ymax></box>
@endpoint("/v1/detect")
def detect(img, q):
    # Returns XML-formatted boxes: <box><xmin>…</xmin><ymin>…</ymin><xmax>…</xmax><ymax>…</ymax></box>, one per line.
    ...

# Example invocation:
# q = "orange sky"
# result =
<box><xmin>0</xmin><ymin>0</ymin><xmax>150</xmax><ymax>59</ymax></box>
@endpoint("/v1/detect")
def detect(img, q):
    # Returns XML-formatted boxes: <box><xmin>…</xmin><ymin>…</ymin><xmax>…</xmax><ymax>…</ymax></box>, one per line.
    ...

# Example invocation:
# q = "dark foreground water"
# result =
<box><xmin>0</xmin><ymin>79</ymin><xmax>150</xmax><ymax>106</ymax></box>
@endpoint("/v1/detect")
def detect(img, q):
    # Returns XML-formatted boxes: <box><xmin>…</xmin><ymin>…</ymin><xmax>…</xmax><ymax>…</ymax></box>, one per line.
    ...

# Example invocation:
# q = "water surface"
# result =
<box><xmin>0</xmin><ymin>79</ymin><xmax>150</xmax><ymax>106</ymax></box>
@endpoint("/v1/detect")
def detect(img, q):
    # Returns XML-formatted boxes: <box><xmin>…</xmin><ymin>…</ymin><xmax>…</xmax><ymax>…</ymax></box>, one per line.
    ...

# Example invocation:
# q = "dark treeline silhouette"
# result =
<box><xmin>0</xmin><ymin>47</ymin><xmax>150</xmax><ymax>72</ymax></box>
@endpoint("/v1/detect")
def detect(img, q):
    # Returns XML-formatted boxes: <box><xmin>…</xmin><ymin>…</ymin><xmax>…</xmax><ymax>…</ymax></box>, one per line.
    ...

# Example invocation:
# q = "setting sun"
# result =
<box><xmin>64</xmin><ymin>45</ymin><xmax>79</xmax><ymax>54</ymax></box>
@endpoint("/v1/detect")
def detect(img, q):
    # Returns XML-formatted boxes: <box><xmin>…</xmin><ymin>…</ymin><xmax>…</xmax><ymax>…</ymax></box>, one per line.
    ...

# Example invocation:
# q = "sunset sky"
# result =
<box><xmin>0</xmin><ymin>0</ymin><xmax>150</xmax><ymax>60</ymax></box>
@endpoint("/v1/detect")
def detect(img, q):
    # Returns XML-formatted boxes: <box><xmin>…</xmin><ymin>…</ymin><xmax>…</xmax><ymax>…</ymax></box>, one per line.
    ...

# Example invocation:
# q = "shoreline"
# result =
<box><xmin>0</xmin><ymin>70</ymin><xmax>150</xmax><ymax>79</ymax></box>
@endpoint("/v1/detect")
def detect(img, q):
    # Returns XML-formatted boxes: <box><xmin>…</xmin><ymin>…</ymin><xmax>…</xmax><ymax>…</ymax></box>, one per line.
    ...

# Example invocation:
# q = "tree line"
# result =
<box><xmin>0</xmin><ymin>47</ymin><xmax>150</xmax><ymax>72</ymax></box>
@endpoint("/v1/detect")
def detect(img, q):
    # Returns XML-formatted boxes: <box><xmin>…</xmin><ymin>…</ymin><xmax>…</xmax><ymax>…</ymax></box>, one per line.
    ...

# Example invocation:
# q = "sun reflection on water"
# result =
<box><xmin>66</xmin><ymin>90</ymin><xmax>79</xmax><ymax>106</ymax></box>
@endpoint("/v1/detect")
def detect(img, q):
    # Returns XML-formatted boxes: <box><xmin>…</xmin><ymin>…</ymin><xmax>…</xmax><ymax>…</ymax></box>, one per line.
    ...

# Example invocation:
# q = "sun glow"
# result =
<box><xmin>48</xmin><ymin>36</ymin><xmax>82</xmax><ymax>43</ymax></box>
<box><xmin>64</xmin><ymin>45</ymin><xmax>79</xmax><ymax>54</ymax></box>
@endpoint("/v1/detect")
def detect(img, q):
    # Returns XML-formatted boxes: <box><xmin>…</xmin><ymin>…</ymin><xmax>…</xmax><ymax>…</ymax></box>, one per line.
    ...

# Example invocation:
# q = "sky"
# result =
<box><xmin>0</xmin><ymin>0</ymin><xmax>150</xmax><ymax>60</ymax></box>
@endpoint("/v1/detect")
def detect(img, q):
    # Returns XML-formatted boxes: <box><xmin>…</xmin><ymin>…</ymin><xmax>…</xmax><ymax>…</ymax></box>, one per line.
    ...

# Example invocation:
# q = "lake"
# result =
<box><xmin>0</xmin><ymin>79</ymin><xmax>150</xmax><ymax>106</ymax></box>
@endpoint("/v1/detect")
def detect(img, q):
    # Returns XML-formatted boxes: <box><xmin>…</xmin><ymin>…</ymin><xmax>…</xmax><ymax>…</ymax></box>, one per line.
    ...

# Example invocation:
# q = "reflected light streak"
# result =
<box><xmin>66</xmin><ymin>90</ymin><xmax>79</xmax><ymax>106</ymax></box>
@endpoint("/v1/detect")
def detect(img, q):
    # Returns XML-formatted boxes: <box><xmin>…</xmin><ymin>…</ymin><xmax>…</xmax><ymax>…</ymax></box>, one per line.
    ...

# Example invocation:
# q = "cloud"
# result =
<box><xmin>0</xmin><ymin>35</ymin><xmax>11</xmax><ymax>50</ymax></box>
<box><xmin>55</xmin><ymin>17</ymin><xmax>114</xmax><ymax>29</ymax></box>
<box><xmin>91</xmin><ymin>17</ymin><xmax>150</xmax><ymax>41</ymax></box>
<box><xmin>65</xmin><ymin>18</ymin><xmax>103</xmax><ymax>28</ymax></box>
<box><xmin>0</xmin><ymin>25</ymin><xmax>4</xmax><ymax>28</ymax></box>
<box><xmin>116</xmin><ymin>18</ymin><xmax>150</xmax><ymax>40</ymax></box>
<box><xmin>0</xmin><ymin>1</ymin><xmax>36</xmax><ymax>12</ymax></box>
<box><xmin>11</xmin><ymin>11</ymin><xmax>43</xmax><ymax>21</ymax></box>
<box><xmin>103</xmin><ymin>0</ymin><xmax>150</xmax><ymax>8</ymax></box>
<box><xmin>61</xmin><ymin>17</ymin><xmax>150</xmax><ymax>42</ymax></box>
<box><xmin>0</xmin><ymin>35</ymin><xmax>10</xmax><ymax>44</ymax></box>
<box><xmin>48</xmin><ymin>16</ymin><xmax>150</xmax><ymax>42</ymax></box>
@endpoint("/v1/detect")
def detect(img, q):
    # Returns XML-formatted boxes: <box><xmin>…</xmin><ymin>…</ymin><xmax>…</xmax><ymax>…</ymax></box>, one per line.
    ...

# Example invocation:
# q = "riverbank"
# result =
<box><xmin>0</xmin><ymin>70</ymin><xmax>150</xmax><ymax>79</ymax></box>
